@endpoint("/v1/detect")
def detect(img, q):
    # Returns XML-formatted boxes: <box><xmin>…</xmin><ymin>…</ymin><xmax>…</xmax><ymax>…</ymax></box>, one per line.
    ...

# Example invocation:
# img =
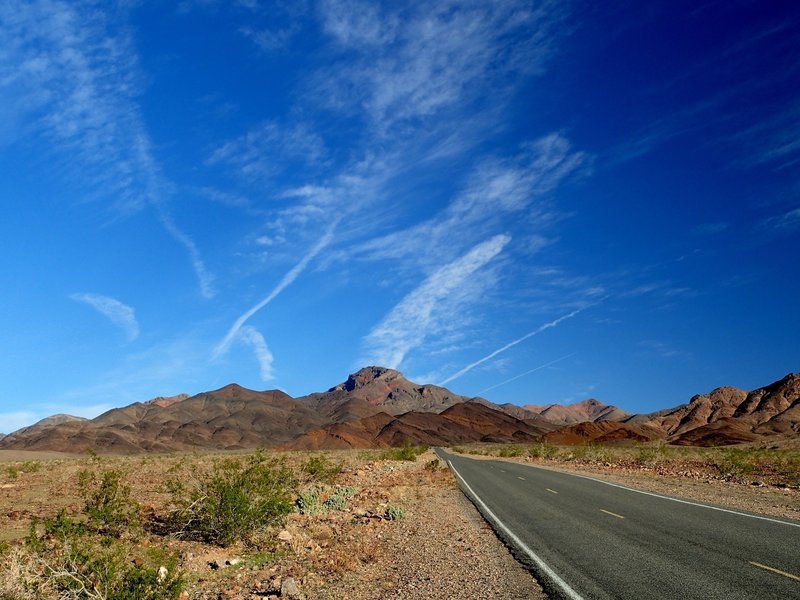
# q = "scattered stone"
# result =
<box><xmin>226</xmin><ymin>557</ymin><xmax>243</xmax><ymax>566</ymax></box>
<box><xmin>157</xmin><ymin>566</ymin><xmax>168</xmax><ymax>582</ymax></box>
<box><xmin>280</xmin><ymin>577</ymin><xmax>302</xmax><ymax>599</ymax></box>
<box><xmin>277</xmin><ymin>529</ymin><xmax>292</xmax><ymax>542</ymax></box>
<box><xmin>208</xmin><ymin>560</ymin><xmax>220</xmax><ymax>570</ymax></box>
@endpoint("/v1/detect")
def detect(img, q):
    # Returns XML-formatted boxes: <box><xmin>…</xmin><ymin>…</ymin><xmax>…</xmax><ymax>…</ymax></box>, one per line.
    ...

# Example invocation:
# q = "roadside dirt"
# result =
<box><xmin>0</xmin><ymin>449</ymin><xmax>545</xmax><ymax>599</ymax></box>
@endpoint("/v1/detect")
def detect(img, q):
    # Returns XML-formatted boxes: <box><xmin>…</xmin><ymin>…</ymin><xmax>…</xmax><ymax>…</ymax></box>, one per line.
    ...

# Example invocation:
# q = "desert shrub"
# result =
<box><xmin>18</xmin><ymin>511</ymin><xmax>183</xmax><ymax>600</ymax></box>
<box><xmin>498</xmin><ymin>444</ymin><xmax>524</xmax><ymax>458</ymax></box>
<box><xmin>384</xmin><ymin>505</ymin><xmax>406</xmax><ymax>520</ymax></box>
<box><xmin>5</xmin><ymin>465</ymin><xmax>18</xmax><ymax>480</ymax></box>
<box><xmin>529</xmin><ymin>443</ymin><xmax>560</xmax><ymax>459</ymax></box>
<box><xmin>451</xmin><ymin>446</ymin><xmax>467</xmax><ymax>454</ymax></box>
<box><xmin>166</xmin><ymin>450</ymin><xmax>296</xmax><ymax>546</ymax></box>
<box><xmin>571</xmin><ymin>443</ymin><xmax>614</xmax><ymax>463</ymax></box>
<box><xmin>424</xmin><ymin>458</ymin><xmax>441</xmax><ymax>471</ymax></box>
<box><xmin>713</xmin><ymin>448</ymin><xmax>757</xmax><ymax>480</ymax></box>
<box><xmin>379</xmin><ymin>444</ymin><xmax>428</xmax><ymax>461</ymax></box>
<box><xmin>79</xmin><ymin>469</ymin><xmax>139</xmax><ymax>535</ymax></box>
<box><xmin>635</xmin><ymin>444</ymin><xmax>667</xmax><ymax>466</ymax></box>
<box><xmin>300</xmin><ymin>455</ymin><xmax>343</xmax><ymax>484</ymax></box>
<box><xmin>297</xmin><ymin>489</ymin><xmax>323</xmax><ymax>516</ymax></box>
<box><xmin>325</xmin><ymin>486</ymin><xmax>357</xmax><ymax>511</ymax></box>
<box><xmin>21</xmin><ymin>461</ymin><xmax>41</xmax><ymax>473</ymax></box>
<box><xmin>297</xmin><ymin>486</ymin><xmax>357</xmax><ymax>515</ymax></box>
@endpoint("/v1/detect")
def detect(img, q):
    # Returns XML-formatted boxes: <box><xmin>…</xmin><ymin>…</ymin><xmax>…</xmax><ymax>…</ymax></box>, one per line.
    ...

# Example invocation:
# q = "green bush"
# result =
<box><xmin>384</xmin><ymin>505</ymin><xmax>406</xmax><ymax>520</ymax></box>
<box><xmin>167</xmin><ymin>451</ymin><xmax>297</xmax><ymax>546</ymax></box>
<box><xmin>79</xmin><ymin>469</ymin><xmax>140</xmax><ymax>535</ymax></box>
<box><xmin>498</xmin><ymin>445</ymin><xmax>524</xmax><ymax>457</ymax></box>
<box><xmin>713</xmin><ymin>448</ymin><xmax>756</xmax><ymax>480</ymax></box>
<box><xmin>424</xmin><ymin>458</ymin><xmax>441</xmax><ymax>471</ymax></box>
<box><xmin>22</xmin><ymin>510</ymin><xmax>183</xmax><ymax>599</ymax></box>
<box><xmin>297</xmin><ymin>486</ymin><xmax>357</xmax><ymax>515</ymax></box>
<box><xmin>379</xmin><ymin>444</ymin><xmax>428</xmax><ymax>461</ymax></box>
<box><xmin>300</xmin><ymin>455</ymin><xmax>343</xmax><ymax>484</ymax></box>
<box><xmin>297</xmin><ymin>489</ymin><xmax>323</xmax><ymax>516</ymax></box>
<box><xmin>528</xmin><ymin>443</ymin><xmax>560</xmax><ymax>459</ymax></box>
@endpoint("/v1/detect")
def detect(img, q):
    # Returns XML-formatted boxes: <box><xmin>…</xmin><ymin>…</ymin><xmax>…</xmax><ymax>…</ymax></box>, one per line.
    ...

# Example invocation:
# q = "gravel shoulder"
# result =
<box><xmin>315</xmin><ymin>452</ymin><xmax>545</xmax><ymax>600</ymax></box>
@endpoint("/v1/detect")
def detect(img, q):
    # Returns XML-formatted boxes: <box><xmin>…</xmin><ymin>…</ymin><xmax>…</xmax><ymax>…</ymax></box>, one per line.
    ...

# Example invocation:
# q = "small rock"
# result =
<box><xmin>277</xmin><ymin>530</ymin><xmax>292</xmax><ymax>542</ymax></box>
<box><xmin>157</xmin><ymin>566</ymin><xmax>168</xmax><ymax>582</ymax></box>
<box><xmin>226</xmin><ymin>557</ymin><xmax>243</xmax><ymax>566</ymax></box>
<box><xmin>208</xmin><ymin>560</ymin><xmax>220</xmax><ymax>570</ymax></box>
<box><xmin>280</xmin><ymin>577</ymin><xmax>302</xmax><ymax>599</ymax></box>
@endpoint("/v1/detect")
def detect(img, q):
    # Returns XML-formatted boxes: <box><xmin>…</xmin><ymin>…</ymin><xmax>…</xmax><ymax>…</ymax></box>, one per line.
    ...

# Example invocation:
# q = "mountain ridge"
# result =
<box><xmin>1</xmin><ymin>368</ymin><xmax>797</xmax><ymax>452</ymax></box>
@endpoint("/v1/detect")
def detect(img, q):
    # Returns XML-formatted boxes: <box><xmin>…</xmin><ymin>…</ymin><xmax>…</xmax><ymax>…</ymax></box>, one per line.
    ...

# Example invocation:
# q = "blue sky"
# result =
<box><xmin>1</xmin><ymin>0</ymin><xmax>798</xmax><ymax>433</ymax></box>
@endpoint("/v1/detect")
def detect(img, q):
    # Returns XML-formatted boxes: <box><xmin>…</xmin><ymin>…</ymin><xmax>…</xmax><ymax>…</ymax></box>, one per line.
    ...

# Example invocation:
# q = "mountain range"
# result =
<box><xmin>1</xmin><ymin>367</ymin><xmax>797</xmax><ymax>453</ymax></box>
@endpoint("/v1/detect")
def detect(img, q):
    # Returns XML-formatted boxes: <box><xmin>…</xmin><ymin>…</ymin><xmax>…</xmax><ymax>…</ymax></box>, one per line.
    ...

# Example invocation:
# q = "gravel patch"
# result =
<box><xmin>315</xmin><ymin>460</ymin><xmax>546</xmax><ymax>600</ymax></box>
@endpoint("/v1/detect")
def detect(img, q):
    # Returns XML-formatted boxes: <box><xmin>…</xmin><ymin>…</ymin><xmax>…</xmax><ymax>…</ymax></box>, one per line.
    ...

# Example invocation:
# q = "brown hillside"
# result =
<box><xmin>296</xmin><ymin>366</ymin><xmax>478</xmax><ymax>421</ymax></box>
<box><xmin>285</xmin><ymin>402</ymin><xmax>550</xmax><ymax>450</ymax></box>
<box><xmin>523</xmin><ymin>398</ymin><xmax>629</xmax><ymax>425</ymax></box>
<box><xmin>0</xmin><ymin>384</ymin><xmax>327</xmax><ymax>454</ymax></box>
<box><xmin>645</xmin><ymin>373</ymin><xmax>800</xmax><ymax>445</ymax></box>
<box><xmin>543</xmin><ymin>421</ymin><xmax>665</xmax><ymax>445</ymax></box>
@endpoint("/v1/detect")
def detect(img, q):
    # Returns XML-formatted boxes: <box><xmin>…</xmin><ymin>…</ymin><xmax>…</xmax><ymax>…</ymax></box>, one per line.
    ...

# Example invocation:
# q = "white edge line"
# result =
<box><xmin>448</xmin><ymin>459</ymin><xmax>584</xmax><ymax>600</ymax></box>
<box><xmin>528</xmin><ymin>464</ymin><xmax>800</xmax><ymax>529</ymax></box>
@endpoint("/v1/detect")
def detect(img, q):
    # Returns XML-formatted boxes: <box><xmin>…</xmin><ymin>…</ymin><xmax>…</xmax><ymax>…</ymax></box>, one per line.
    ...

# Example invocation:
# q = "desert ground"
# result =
<box><xmin>1</xmin><ymin>443</ymin><xmax>797</xmax><ymax>599</ymax></box>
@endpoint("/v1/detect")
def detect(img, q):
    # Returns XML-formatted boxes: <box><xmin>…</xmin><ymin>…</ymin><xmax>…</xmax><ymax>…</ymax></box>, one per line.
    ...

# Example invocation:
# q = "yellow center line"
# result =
<box><xmin>750</xmin><ymin>561</ymin><xmax>800</xmax><ymax>582</ymax></box>
<box><xmin>517</xmin><ymin>476</ymin><xmax>526</xmax><ymax>480</ymax></box>
<box><xmin>600</xmin><ymin>509</ymin><xmax>625</xmax><ymax>519</ymax></box>
<box><xmin>546</xmin><ymin>488</ymin><xmax>558</xmax><ymax>494</ymax></box>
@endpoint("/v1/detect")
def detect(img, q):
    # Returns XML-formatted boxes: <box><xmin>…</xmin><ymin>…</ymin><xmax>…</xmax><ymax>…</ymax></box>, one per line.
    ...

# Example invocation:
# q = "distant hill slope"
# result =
<box><xmin>1</xmin><ymin>369</ymin><xmax>796</xmax><ymax>453</ymax></box>
<box><xmin>656</xmin><ymin>373</ymin><xmax>800</xmax><ymax>446</ymax></box>
<box><xmin>522</xmin><ymin>398</ymin><xmax>630</xmax><ymax>425</ymax></box>
<box><xmin>543</xmin><ymin>421</ymin><xmax>665</xmax><ymax>445</ymax></box>
<box><xmin>0</xmin><ymin>385</ymin><xmax>327</xmax><ymax>453</ymax></box>
<box><xmin>283</xmin><ymin>402</ymin><xmax>551</xmax><ymax>450</ymax></box>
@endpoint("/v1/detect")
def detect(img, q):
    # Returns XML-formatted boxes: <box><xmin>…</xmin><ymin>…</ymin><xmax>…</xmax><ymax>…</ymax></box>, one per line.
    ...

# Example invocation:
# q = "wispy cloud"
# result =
<box><xmin>70</xmin><ymin>293</ymin><xmax>140</xmax><ymax>342</ymax></box>
<box><xmin>361</xmin><ymin>234</ymin><xmax>510</xmax><ymax>369</ymax></box>
<box><xmin>638</xmin><ymin>339</ymin><xmax>684</xmax><ymax>359</ymax></box>
<box><xmin>439</xmin><ymin>307</ymin><xmax>587</xmax><ymax>385</ymax></box>
<box><xmin>762</xmin><ymin>207</ymin><xmax>800</xmax><ymax>232</ymax></box>
<box><xmin>0</xmin><ymin>1</ymin><xmax>214</xmax><ymax>297</ymax></box>
<box><xmin>351</xmin><ymin>134</ymin><xmax>585</xmax><ymax>268</ymax></box>
<box><xmin>317</xmin><ymin>0</ymin><xmax>568</xmax><ymax>131</ymax></box>
<box><xmin>239</xmin><ymin>326</ymin><xmax>275</xmax><ymax>380</ymax></box>
<box><xmin>153</xmin><ymin>203</ymin><xmax>216</xmax><ymax>298</ymax></box>
<box><xmin>214</xmin><ymin>222</ymin><xmax>339</xmax><ymax>358</ymax></box>
<box><xmin>476</xmin><ymin>353</ymin><xmax>576</xmax><ymax>396</ymax></box>
<box><xmin>206</xmin><ymin>120</ymin><xmax>327</xmax><ymax>181</ymax></box>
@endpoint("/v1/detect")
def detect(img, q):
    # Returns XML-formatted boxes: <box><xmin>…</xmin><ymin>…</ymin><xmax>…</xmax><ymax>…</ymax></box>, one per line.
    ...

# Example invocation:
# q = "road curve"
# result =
<box><xmin>436</xmin><ymin>449</ymin><xmax>800</xmax><ymax>600</ymax></box>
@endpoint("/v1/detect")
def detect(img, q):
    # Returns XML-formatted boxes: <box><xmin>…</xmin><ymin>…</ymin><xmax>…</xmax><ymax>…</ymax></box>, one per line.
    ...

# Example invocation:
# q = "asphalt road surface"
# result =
<box><xmin>436</xmin><ymin>449</ymin><xmax>800</xmax><ymax>600</ymax></box>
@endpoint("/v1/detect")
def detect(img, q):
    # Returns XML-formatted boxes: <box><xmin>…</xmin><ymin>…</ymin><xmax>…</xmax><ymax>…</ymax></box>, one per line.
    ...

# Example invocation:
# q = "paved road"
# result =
<box><xmin>436</xmin><ymin>449</ymin><xmax>800</xmax><ymax>600</ymax></box>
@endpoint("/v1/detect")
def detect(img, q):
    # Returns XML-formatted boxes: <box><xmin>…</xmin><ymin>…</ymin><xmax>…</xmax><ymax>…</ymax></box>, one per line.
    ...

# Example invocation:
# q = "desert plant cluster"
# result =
<box><xmin>0</xmin><ymin>447</ymin><xmax>433</xmax><ymax>599</ymax></box>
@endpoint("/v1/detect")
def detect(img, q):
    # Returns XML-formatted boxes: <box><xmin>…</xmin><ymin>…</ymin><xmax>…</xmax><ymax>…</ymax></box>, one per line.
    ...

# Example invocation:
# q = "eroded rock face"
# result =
<box><xmin>643</xmin><ymin>373</ymin><xmax>800</xmax><ymax>446</ymax></box>
<box><xmin>522</xmin><ymin>398</ymin><xmax>630</xmax><ymax>426</ymax></box>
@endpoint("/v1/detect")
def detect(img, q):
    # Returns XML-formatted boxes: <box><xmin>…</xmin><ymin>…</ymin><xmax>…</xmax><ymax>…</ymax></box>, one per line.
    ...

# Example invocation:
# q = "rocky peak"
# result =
<box><xmin>144</xmin><ymin>393</ymin><xmax>189</xmax><ymax>408</ymax></box>
<box><xmin>333</xmin><ymin>366</ymin><xmax>403</xmax><ymax>392</ymax></box>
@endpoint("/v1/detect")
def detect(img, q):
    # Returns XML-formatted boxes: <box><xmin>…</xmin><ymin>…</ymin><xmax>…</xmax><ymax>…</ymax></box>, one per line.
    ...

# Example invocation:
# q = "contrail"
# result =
<box><xmin>213</xmin><ymin>222</ymin><xmax>338</xmax><ymax>358</ymax></box>
<box><xmin>475</xmin><ymin>353</ymin><xmax>576</xmax><ymax>396</ymax></box>
<box><xmin>439</xmin><ymin>307</ymin><xmax>585</xmax><ymax>385</ymax></box>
